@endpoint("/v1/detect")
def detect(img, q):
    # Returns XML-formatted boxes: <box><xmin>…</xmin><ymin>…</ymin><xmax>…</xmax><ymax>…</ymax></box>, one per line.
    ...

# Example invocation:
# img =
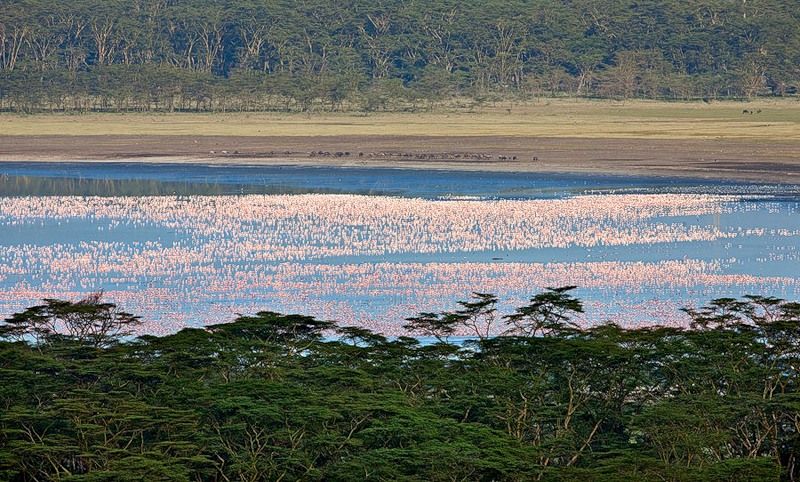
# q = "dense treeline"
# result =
<box><xmin>1</xmin><ymin>0</ymin><xmax>799</xmax><ymax>112</ymax></box>
<box><xmin>1</xmin><ymin>289</ymin><xmax>799</xmax><ymax>480</ymax></box>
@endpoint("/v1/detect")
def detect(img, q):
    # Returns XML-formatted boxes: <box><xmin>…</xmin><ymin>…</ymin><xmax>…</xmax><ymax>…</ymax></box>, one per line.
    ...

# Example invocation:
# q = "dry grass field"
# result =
<box><xmin>2</xmin><ymin>99</ymin><xmax>799</xmax><ymax>183</ymax></box>
<box><xmin>1</xmin><ymin>99</ymin><xmax>798</xmax><ymax>140</ymax></box>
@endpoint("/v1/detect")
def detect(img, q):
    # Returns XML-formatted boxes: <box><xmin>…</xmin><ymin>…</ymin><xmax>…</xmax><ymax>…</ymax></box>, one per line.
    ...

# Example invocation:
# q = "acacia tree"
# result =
<box><xmin>403</xmin><ymin>311</ymin><xmax>460</xmax><ymax>343</ymax></box>
<box><xmin>0</xmin><ymin>6</ymin><xmax>30</xmax><ymax>71</ymax></box>
<box><xmin>2</xmin><ymin>290</ymin><xmax>800</xmax><ymax>480</ymax></box>
<box><xmin>2</xmin><ymin>0</ymin><xmax>798</xmax><ymax>111</ymax></box>
<box><xmin>0</xmin><ymin>292</ymin><xmax>141</xmax><ymax>347</ymax></box>
<box><xmin>405</xmin><ymin>288</ymin><xmax>582</xmax><ymax>341</ymax></box>
<box><xmin>207</xmin><ymin>310</ymin><xmax>335</xmax><ymax>357</ymax></box>
<box><xmin>403</xmin><ymin>292</ymin><xmax>498</xmax><ymax>342</ymax></box>
<box><xmin>503</xmin><ymin>286</ymin><xmax>584</xmax><ymax>337</ymax></box>
<box><xmin>454</xmin><ymin>292</ymin><xmax>499</xmax><ymax>339</ymax></box>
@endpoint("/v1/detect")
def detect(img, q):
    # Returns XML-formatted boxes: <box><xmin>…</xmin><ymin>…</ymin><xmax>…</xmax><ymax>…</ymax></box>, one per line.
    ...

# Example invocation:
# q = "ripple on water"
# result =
<box><xmin>0</xmin><ymin>192</ymin><xmax>798</xmax><ymax>335</ymax></box>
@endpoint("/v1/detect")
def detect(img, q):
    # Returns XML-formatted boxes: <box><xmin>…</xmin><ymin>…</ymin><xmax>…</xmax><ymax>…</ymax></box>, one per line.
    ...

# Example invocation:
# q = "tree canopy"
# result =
<box><xmin>1</xmin><ymin>0</ymin><xmax>798</xmax><ymax>112</ymax></box>
<box><xmin>1</xmin><ymin>290</ymin><xmax>799</xmax><ymax>480</ymax></box>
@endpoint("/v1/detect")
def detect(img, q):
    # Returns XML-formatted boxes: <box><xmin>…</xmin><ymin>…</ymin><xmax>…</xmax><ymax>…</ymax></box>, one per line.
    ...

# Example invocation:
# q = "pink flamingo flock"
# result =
<box><xmin>0</xmin><ymin>193</ymin><xmax>797</xmax><ymax>335</ymax></box>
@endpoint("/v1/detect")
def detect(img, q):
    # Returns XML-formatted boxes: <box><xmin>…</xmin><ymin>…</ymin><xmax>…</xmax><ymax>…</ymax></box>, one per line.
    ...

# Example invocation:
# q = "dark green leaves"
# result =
<box><xmin>2</xmin><ymin>290</ymin><xmax>800</xmax><ymax>480</ymax></box>
<box><xmin>1</xmin><ymin>0</ymin><xmax>796</xmax><ymax>112</ymax></box>
<box><xmin>0</xmin><ymin>292</ymin><xmax>141</xmax><ymax>347</ymax></box>
<box><xmin>504</xmin><ymin>286</ymin><xmax>584</xmax><ymax>337</ymax></box>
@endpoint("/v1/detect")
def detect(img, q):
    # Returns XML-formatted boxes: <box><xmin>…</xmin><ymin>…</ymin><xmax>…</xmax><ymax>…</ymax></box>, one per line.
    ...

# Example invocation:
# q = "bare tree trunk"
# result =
<box><xmin>0</xmin><ymin>24</ymin><xmax>29</xmax><ymax>71</ymax></box>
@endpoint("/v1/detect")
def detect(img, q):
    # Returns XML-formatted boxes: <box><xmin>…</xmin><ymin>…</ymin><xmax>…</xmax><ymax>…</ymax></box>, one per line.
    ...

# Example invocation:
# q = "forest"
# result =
<box><xmin>1</xmin><ymin>289</ymin><xmax>799</xmax><ymax>481</ymax></box>
<box><xmin>1</xmin><ymin>0</ymin><xmax>799</xmax><ymax>112</ymax></box>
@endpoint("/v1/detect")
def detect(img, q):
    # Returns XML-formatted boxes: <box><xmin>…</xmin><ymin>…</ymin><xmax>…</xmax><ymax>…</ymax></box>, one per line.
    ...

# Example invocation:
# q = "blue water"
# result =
<box><xmin>1</xmin><ymin>162</ymin><xmax>799</xmax><ymax>334</ymax></box>
<box><xmin>3</xmin><ymin>162</ymin><xmax>793</xmax><ymax>198</ymax></box>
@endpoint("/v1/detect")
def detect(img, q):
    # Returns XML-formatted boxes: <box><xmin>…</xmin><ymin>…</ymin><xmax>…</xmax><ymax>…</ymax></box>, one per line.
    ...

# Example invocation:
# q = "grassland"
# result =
<box><xmin>2</xmin><ymin>99</ymin><xmax>798</xmax><ymax>140</ymax></box>
<box><xmin>2</xmin><ymin>99</ymin><xmax>800</xmax><ymax>184</ymax></box>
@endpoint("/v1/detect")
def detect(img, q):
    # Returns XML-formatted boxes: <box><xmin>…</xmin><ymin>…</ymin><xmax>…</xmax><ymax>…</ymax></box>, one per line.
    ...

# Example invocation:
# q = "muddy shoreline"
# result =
<box><xmin>2</xmin><ymin>135</ymin><xmax>799</xmax><ymax>184</ymax></box>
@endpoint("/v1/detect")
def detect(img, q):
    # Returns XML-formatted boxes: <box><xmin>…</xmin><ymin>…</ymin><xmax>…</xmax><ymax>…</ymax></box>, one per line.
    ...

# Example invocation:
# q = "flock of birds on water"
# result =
<box><xmin>0</xmin><ymin>192</ymin><xmax>798</xmax><ymax>335</ymax></box>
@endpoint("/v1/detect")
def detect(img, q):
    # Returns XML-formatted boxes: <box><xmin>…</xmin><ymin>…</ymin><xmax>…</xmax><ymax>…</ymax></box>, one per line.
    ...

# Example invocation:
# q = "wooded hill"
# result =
<box><xmin>1</xmin><ymin>289</ymin><xmax>800</xmax><ymax>480</ymax></box>
<box><xmin>1</xmin><ymin>0</ymin><xmax>799</xmax><ymax>112</ymax></box>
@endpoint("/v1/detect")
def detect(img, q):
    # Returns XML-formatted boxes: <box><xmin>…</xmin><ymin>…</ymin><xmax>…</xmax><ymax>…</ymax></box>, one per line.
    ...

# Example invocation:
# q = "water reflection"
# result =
<box><xmin>5</xmin><ymin>162</ymin><xmax>799</xmax><ymax>199</ymax></box>
<box><xmin>1</xmin><ymin>176</ymin><xmax>798</xmax><ymax>335</ymax></box>
<box><xmin>0</xmin><ymin>174</ymin><xmax>355</xmax><ymax>197</ymax></box>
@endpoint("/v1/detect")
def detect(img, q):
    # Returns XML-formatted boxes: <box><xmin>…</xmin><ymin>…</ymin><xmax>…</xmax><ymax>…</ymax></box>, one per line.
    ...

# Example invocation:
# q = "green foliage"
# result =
<box><xmin>1</xmin><ymin>291</ymin><xmax>799</xmax><ymax>480</ymax></box>
<box><xmin>1</xmin><ymin>292</ymin><xmax>141</xmax><ymax>347</ymax></box>
<box><xmin>503</xmin><ymin>286</ymin><xmax>584</xmax><ymax>336</ymax></box>
<box><xmin>1</xmin><ymin>0</ymin><xmax>798</xmax><ymax>112</ymax></box>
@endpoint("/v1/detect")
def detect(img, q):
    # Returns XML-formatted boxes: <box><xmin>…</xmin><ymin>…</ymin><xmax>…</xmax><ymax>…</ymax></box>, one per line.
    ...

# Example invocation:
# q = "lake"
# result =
<box><xmin>1</xmin><ymin>162</ymin><xmax>798</xmax><ymax>335</ymax></box>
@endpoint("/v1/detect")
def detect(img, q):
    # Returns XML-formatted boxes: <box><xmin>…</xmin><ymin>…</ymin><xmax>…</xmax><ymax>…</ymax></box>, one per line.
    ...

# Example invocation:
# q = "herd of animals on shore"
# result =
<box><xmin>207</xmin><ymin>150</ymin><xmax>534</xmax><ymax>161</ymax></box>
<box><xmin>203</xmin><ymin>110</ymin><xmax>770</xmax><ymax>161</ymax></box>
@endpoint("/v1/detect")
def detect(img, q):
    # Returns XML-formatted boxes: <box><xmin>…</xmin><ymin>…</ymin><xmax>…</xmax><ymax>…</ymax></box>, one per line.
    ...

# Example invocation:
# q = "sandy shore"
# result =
<box><xmin>2</xmin><ymin>135</ymin><xmax>800</xmax><ymax>184</ymax></box>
